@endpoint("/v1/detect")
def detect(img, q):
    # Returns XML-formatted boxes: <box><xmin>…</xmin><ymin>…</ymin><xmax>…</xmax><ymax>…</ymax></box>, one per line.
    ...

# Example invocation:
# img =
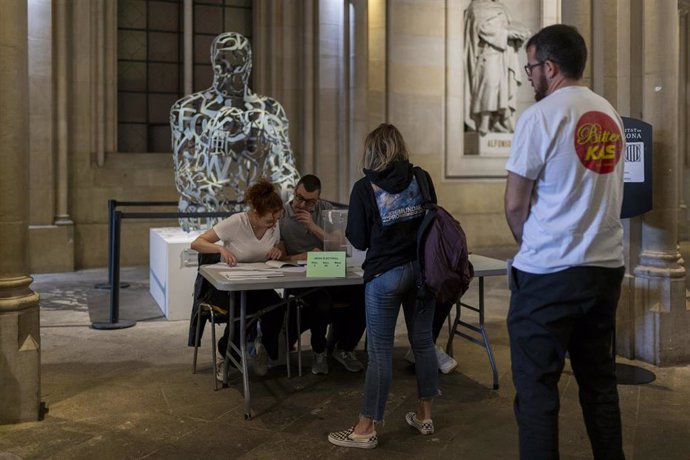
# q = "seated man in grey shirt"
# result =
<box><xmin>279</xmin><ymin>175</ymin><xmax>366</xmax><ymax>374</ymax></box>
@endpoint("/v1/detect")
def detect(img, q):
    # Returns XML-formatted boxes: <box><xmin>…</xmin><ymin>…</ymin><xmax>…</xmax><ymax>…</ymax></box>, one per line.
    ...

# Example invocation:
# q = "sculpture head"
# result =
<box><xmin>211</xmin><ymin>32</ymin><xmax>252</xmax><ymax>96</ymax></box>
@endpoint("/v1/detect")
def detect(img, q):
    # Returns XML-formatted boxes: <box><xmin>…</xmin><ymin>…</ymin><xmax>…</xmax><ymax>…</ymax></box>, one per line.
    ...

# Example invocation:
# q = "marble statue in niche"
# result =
<box><xmin>464</xmin><ymin>0</ymin><xmax>530</xmax><ymax>135</ymax></box>
<box><xmin>170</xmin><ymin>32</ymin><xmax>300</xmax><ymax>231</ymax></box>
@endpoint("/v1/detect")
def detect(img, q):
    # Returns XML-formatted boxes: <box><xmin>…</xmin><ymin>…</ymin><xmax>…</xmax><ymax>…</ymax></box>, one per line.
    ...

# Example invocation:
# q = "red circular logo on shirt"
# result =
<box><xmin>574</xmin><ymin>111</ymin><xmax>623</xmax><ymax>174</ymax></box>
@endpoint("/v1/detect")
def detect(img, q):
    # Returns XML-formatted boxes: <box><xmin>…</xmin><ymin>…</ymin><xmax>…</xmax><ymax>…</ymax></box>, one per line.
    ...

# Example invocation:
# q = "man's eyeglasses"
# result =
<box><xmin>294</xmin><ymin>194</ymin><xmax>318</xmax><ymax>207</ymax></box>
<box><xmin>524</xmin><ymin>61</ymin><xmax>545</xmax><ymax>76</ymax></box>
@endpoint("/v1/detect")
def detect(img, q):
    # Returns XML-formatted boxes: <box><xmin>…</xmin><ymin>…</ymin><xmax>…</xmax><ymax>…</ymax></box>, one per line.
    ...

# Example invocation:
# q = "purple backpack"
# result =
<box><xmin>414</xmin><ymin>168</ymin><xmax>474</xmax><ymax>304</ymax></box>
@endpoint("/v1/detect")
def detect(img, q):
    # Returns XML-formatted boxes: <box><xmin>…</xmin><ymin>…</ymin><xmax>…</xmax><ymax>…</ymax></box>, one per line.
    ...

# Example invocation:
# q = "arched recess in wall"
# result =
<box><xmin>444</xmin><ymin>0</ymin><xmax>560</xmax><ymax>179</ymax></box>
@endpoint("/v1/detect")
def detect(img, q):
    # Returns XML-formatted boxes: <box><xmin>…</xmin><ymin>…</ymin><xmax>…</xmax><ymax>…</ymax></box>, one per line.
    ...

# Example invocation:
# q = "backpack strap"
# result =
<box><xmin>413</xmin><ymin>166</ymin><xmax>433</xmax><ymax>208</ymax></box>
<box><xmin>413</xmin><ymin>166</ymin><xmax>436</xmax><ymax>299</ymax></box>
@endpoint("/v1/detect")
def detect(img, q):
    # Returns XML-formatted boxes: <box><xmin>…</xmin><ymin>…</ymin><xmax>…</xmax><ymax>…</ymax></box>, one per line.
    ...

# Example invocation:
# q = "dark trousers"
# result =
<box><xmin>330</xmin><ymin>285</ymin><xmax>366</xmax><ymax>351</ymax></box>
<box><xmin>508</xmin><ymin>265</ymin><xmax>625</xmax><ymax>460</ymax></box>
<box><xmin>288</xmin><ymin>288</ymin><xmax>331</xmax><ymax>353</ymax></box>
<box><xmin>288</xmin><ymin>285</ymin><xmax>366</xmax><ymax>353</ymax></box>
<box><xmin>218</xmin><ymin>289</ymin><xmax>285</xmax><ymax>361</ymax></box>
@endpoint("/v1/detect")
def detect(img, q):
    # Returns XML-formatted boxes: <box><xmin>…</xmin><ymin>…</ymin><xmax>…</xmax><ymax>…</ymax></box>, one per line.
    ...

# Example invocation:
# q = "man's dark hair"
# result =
<box><xmin>526</xmin><ymin>24</ymin><xmax>587</xmax><ymax>79</ymax></box>
<box><xmin>296</xmin><ymin>174</ymin><xmax>321</xmax><ymax>193</ymax></box>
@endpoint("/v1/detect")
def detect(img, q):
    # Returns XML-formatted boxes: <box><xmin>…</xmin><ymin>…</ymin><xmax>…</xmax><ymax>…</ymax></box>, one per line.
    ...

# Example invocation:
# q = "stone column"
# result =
<box><xmin>350</xmin><ymin>0</ymin><xmax>369</xmax><ymax>185</ymax></box>
<box><xmin>183</xmin><ymin>0</ymin><xmax>193</xmax><ymax>96</ymax></box>
<box><xmin>628</xmin><ymin>1</ymin><xmax>689</xmax><ymax>366</ymax></box>
<box><xmin>54</xmin><ymin>0</ymin><xmax>72</xmax><ymax>225</ymax></box>
<box><xmin>680</xmin><ymin>3</ymin><xmax>689</xmax><ymax>239</ymax></box>
<box><xmin>367</xmin><ymin>0</ymin><xmax>386</xmax><ymax>128</ymax></box>
<box><xmin>0</xmin><ymin>0</ymin><xmax>42</xmax><ymax>423</ymax></box>
<box><xmin>254</xmin><ymin>0</ymin><xmax>316</xmax><ymax>174</ymax></box>
<box><xmin>561</xmin><ymin>0</ymin><xmax>593</xmax><ymax>87</ymax></box>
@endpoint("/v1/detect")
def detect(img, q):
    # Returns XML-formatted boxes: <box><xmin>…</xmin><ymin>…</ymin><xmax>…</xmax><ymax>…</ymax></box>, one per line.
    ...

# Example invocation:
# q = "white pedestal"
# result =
<box><xmin>149</xmin><ymin>227</ymin><xmax>201</xmax><ymax>321</ymax></box>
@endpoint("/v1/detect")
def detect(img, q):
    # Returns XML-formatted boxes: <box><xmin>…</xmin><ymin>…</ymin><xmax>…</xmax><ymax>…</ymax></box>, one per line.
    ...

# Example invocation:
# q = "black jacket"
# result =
<box><xmin>346</xmin><ymin>160</ymin><xmax>436</xmax><ymax>282</ymax></box>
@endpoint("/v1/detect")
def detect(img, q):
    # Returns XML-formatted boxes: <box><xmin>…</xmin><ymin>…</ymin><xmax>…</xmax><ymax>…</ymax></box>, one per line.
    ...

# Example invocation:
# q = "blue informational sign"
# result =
<box><xmin>621</xmin><ymin>117</ymin><xmax>653</xmax><ymax>218</ymax></box>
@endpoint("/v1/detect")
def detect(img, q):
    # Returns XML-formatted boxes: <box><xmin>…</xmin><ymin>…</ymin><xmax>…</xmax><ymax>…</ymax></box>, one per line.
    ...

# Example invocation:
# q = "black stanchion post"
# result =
<box><xmin>95</xmin><ymin>199</ymin><xmax>129</xmax><ymax>290</ymax></box>
<box><xmin>108</xmin><ymin>199</ymin><xmax>115</xmax><ymax>287</ymax></box>
<box><xmin>92</xmin><ymin>209</ymin><xmax>136</xmax><ymax>330</ymax></box>
<box><xmin>111</xmin><ymin>209</ymin><xmax>121</xmax><ymax>323</ymax></box>
<box><xmin>90</xmin><ymin>201</ymin><xmax>235</xmax><ymax>331</ymax></box>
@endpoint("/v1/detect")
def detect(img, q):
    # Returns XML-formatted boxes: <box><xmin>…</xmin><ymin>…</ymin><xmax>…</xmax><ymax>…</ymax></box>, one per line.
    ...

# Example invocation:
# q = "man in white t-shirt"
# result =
<box><xmin>504</xmin><ymin>25</ymin><xmax>625</xmax><ymax>460</ymax></box>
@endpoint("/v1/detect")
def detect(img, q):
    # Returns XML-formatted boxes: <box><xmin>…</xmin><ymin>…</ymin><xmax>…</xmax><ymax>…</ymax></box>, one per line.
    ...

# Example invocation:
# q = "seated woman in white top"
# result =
<box><xmin>191</xmin><ymin>179</ymin><xmax>285</xmax><ymax>377</ymax></box>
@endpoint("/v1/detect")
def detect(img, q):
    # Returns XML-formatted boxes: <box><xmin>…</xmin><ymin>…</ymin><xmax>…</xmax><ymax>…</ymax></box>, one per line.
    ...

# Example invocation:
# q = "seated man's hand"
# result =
<box><xmin>294</xmin><ymin>209</ymin><xmax>317</xmax><ymax>233</ymax></box>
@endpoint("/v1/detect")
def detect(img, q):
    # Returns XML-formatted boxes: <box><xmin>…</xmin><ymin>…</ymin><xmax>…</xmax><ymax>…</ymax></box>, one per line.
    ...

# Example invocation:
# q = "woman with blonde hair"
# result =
<box><xmin>328</xmin><ymin>124</ymin><xmax>439</xmax><ymax>449</ymax></box>
<box><xmin>191</xmin><ymin>179</ymin><xmax>285</xmax><ymax>378</ymax></box>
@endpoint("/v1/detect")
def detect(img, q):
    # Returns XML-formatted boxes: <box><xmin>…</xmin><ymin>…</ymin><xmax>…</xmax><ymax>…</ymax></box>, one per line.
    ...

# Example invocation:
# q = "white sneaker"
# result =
<box><xmin>436</xmin><ymin>345</ymin><xmax>458</xmax><ymax>374</ymax></box>
<box><xmin>312</xmin><ymin>351</ymin><xmax>329</xmax><ymax>375</ymax></box>
<box><xmin>404</xmin><ymin>348</ymin><xmax>415</xmax><ymax>364</ymax></box>
<box><xmin>333</xmin><ymin>349</ymin><xmax>364</xmax><ymax>372</ymax></box>
<box><xmin>216</xmin><ymin>357</ymin><xmax>226</xmax><ymax>382</ymax></box>
<box><xmin>254</xmin><ymin>342</ymin><xmax>269</xmax><ymax>376</ymax></box>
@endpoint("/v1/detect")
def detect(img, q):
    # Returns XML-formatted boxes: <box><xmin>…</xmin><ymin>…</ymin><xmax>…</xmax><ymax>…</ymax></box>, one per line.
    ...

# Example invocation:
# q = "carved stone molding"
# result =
<box><xmin>680</xmin><ymin>0</ymin><xmax>689</xmax><ymax>16</ymax></box>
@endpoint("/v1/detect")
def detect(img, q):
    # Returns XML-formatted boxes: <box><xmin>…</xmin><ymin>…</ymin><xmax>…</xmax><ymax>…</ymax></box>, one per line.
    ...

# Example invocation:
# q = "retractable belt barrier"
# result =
<box><xmin>91</xmin><ymin>199</ymin><xmax>237</xmax><ymax>330</ymax></box>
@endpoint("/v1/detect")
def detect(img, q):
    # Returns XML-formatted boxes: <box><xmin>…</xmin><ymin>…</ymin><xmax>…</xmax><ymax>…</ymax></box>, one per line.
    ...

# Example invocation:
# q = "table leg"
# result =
<box><xmin>444</xmin><ymin>276</ymin><xmax>499</xmax><ymax>390</ymax></box>
<box><xmin>478</xmin><ymin>277</ymin><xmax>499</xmax><ymax>390</ymax></box>
<box><xmin>224</xmin><ymin>293</ymin><xmax>235</xmax><ymax>388</ymax></box>
<box><xmin>210</xmin><ymin>309</ymin><xmax>219</xmax><ymax>391</ymax></box>
<box><xmin>297</xmin><ymin>302</ymin><xmax>302</xmax><ymax>377</ymax></box>
<box><xmin>445</xmin><ymin>302</ymin><xmax>461</xmax><ymax>357</ymax></box>
<box><xmin>240</xmin><ymin>290</ymin><xmax>252</xmax><ymax>420</ymax></box>
<box><xmin>285</xmin><ymin>296</ymin><xmax>292</xmax><ymax>379</ymax></box>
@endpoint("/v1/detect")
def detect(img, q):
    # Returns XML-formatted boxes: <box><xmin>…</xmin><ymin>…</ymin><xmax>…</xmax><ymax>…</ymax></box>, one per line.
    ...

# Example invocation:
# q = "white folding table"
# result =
<box><xmin>446</xmin><ymin>254</ymin><xmax>508</xmax><ymax>390</ymax></box>
<box><xmin>200</xmin><ymin>265</ymin><xmax>364</xmax><ymax>419</ymax></box>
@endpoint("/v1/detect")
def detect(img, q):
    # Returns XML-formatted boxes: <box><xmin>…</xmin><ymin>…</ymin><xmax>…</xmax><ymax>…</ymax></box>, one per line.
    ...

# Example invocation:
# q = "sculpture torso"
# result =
<box><xmin>170</xmin><ymin>32</ymin><xmax>300</xmax><ymax>231</ymax></box>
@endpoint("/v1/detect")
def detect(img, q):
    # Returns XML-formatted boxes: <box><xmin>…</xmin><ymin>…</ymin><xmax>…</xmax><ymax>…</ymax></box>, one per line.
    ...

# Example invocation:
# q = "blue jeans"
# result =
<box><xmin>361</xmin><ymin>261</ymin><xmax>438</xmax><ymax>422</ymax></box>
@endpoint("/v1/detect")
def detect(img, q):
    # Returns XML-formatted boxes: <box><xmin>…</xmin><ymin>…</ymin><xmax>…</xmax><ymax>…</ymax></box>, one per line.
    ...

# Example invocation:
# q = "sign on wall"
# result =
<box><xmin>620</xmin><ymin>117</ymin><xmax>653</xmax><ymax>218</ymax></box>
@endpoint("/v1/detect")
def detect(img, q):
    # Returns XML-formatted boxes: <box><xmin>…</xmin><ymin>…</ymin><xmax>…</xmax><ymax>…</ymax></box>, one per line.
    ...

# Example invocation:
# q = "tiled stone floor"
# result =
<box><xmin>1</xmin><ymin>250</ymin><xmax>689</xmax><ymax>459</ymax></box>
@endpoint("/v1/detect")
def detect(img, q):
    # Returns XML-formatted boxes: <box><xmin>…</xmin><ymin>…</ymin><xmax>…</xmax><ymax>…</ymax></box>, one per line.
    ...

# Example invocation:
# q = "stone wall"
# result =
<box><xmin>26</xmin><ymin>0</ymin><xmax>690</xmax><ymax>282</ymax></box>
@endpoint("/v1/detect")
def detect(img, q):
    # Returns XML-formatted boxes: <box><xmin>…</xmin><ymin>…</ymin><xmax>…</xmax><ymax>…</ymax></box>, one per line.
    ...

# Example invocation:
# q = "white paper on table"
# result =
<box><xmin>349</xmin><ymin>267</ymin><xmax>364</xmax><ymax>277</ymax></box>
<box><xmin>207</xmin><ymin>262</ymin><xmax>280</xmax><ymax>271</ymax></box>
<box><xmin>278</xmin><ymin>266</ymin><xmax>307</xmax><ymax>273</ymax></box>
<box><xmin>219</xmin><ymin>270</ymin><xmax>284</xmax><ymax>280</ymax></box>
<box><xmin>205</xmin><ymin>261</ymin><xmax>297</xmax><ymax>278</ymax></box>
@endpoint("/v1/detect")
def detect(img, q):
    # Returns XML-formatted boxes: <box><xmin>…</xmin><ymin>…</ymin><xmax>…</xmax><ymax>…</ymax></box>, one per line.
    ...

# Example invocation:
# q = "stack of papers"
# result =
<box><xmin>219</xmin><ymin>269</ymin><xmax>284</xmax><ymax>281</ymax></box>
<box><xmin>265</xmin><ymin>260</ymin><xmax>306</xmax><ymax>269</ymax></box>
<box><xmin>207</xmin><ymin>262</ymin><xmax>308</xmax><ymax>279</ymax></box>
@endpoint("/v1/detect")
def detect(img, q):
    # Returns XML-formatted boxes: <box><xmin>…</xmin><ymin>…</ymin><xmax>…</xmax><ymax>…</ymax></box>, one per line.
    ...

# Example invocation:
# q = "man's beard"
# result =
<box><xmin>533</xmin><ymin>76</ymin><xmax>548</xmax><ymax>101</ymax></box>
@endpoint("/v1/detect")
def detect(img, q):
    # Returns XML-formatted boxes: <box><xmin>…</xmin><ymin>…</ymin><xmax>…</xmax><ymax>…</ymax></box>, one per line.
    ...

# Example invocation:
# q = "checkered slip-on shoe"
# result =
<box><xmin>328</xmin><ymin>427</ymin><xmax>378</xmax><ymax>449</ymax></box>
<box><xmin>405</xmin><ymin>412</ymin><xmax>434</xmax><ymax>435</ymax></box>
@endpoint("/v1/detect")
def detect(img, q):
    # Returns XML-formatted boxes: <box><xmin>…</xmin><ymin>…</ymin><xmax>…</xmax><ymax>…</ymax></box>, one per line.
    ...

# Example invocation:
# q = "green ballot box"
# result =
<box><xmin>307</xmin><ymin>251</ymin><xmax>347</xmax><ymax>278</ymax></box>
